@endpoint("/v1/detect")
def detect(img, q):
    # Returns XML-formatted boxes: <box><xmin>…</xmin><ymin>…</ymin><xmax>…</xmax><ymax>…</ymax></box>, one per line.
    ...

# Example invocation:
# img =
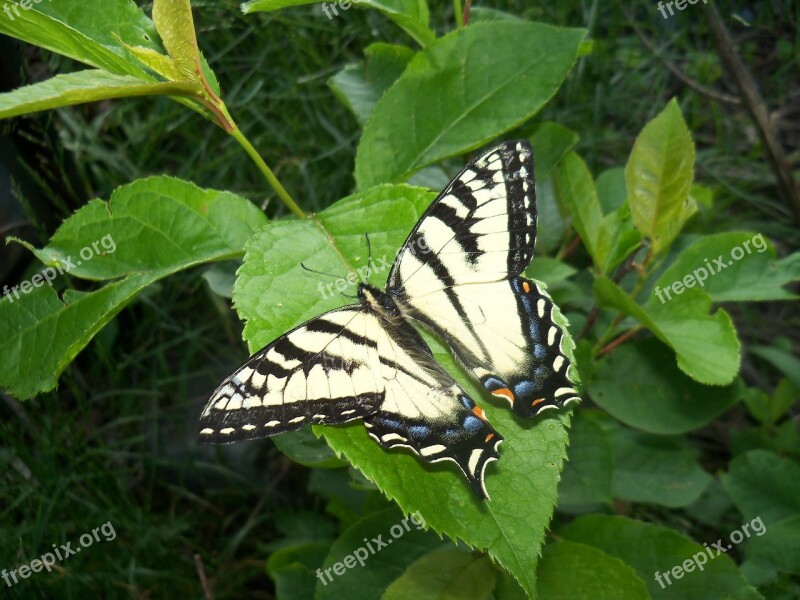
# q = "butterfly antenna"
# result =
<box><xmin>300</xmin><ymin>262</ymin><xmax>341</xmax><ymax>280</ymax></box>
<box><xmin>364</xmin><ymin>232</ymin><xmax>372</xmax><ymax>265</ymax></box>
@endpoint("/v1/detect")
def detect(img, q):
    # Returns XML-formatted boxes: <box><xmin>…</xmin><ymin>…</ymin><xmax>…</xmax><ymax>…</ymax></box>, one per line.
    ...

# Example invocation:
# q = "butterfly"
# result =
<box><xmin>198</xmin><ymin>140</ymin><xmax>580</xmax><ymax>499</ymax></box>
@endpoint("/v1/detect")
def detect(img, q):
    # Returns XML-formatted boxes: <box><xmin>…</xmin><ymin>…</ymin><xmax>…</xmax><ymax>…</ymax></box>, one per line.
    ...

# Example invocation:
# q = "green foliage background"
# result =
<box><xmin>0</xmin><ymin>0</ymin><xmax>798</xmax><ymax>598</ymax></box>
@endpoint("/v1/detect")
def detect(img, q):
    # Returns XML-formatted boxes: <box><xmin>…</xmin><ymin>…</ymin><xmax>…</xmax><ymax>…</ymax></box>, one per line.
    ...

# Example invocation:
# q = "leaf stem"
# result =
<box><xmin>204</xmin><ymin>100</ymin><xmax>305</xmax><ymax>219</ymax></box>
<box><xmin>453</xmin><ymin>0</ymin><xmax>463</xmax><ymax>27</ymax></box>
<box><xmin>228</xmin><ymin>125</ymin><xmax>306</xmax><ymax>219</ymax></box>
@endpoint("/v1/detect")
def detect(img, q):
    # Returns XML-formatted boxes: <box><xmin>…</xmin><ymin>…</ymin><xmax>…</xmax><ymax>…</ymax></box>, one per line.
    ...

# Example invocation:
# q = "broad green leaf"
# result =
<box><xmin>596</xmin><ymin>167</ymin><xmax>627</xmax><ymax>213</ymax></box>
<box><xmin>594</xmin><ymin>276</ymin><xmax>740</xmax><ymax>385</ymax></box>
<box><xmin>0</xmin><ymin>70</ymin><xmax>196</xmax><ymax>120</ymax></box>
<box><xmin>234</xmin><ymin>184</ymin><xmax>577</xmax><ymax>596</ymax></box>
<box><xmin>525</xmin><ymin>258</ymin><xmax>577</xmax><ymax>286</ymax></box>
<box><xmin>595</xmin><ymin>204</ymin><xmax>642</xmax><ymax>274</ymax></box>
<box><xmin>592</xmin><ymin>413</ymin><xmax>711</xmax><ymax>507</ymax></box>
<box><xmin>652</xmin><ymin>232</ymin><xmax>800</xmax><ymax>302</ymax></box>
<box><xmin>528</xmin><ymin>122</ymin><xmax>579</xmax><ymax>182</ymax></box>
<box><xmin>554</xmin><ymin>151</ymin><xmax>603</xmax><ymax>263</ymax></box>
<box><xmin>242</xmin><ymin>0</ymin><xmax>435</xmax><ymax>47</ymax></box>
<box><xmin>561</xmin><ymin>515</ymin><xmax>762</xmax><ymax>600</ymax></box>
<box><xmin>329</xmin><ymin>43</ymin><xmax>416</xmax><ymax>126</ymax></box>
<box><xmin>587</xmin><ymin>338</ymin><xmax>742</xmax><ymax>434</ymax></box>
<box><xmin>382</xmin><ymin>550</ymin><xmax>496</xmax><ymax>600</ymax></box>
<box><xmin>719</xmin><ymin>450</ymin><xmax>800</xmax><ymax>526</ymax></box>
<box><xmin>626</xmin><ymin>99</ymin><xmax>697</xmax><ymax>255</ymax></box>
<box><xmin>745</xmin><ymin>516</ymin><xmax>800</xmax><ymax>575</ymax></box>
<box><xmin>267</xmin><ymin>542</ymin><xmax>330</xmax><ymax>600</ymax></box>
<box><xmin>0</xmin><ymin>0</ymin><xmax>160</xmax><ymax>78</ymax></box>
<box><xmin>536</xmin><ymin>541</ymin><xmax>649</xmax><ymax>599</ymax></box>
<box><xmin>272</xmin><ymin>429</ymin><xmax>348</xmax><ymax>468</ymax></box>
<box><xmin>355</xmin><ymin>22</ymin><xmax>586</xmax><ymax>189</ymax></box>
<box><xmin>317</xmin><ymin>507</ymin><xmax>444</xmax><ymax>599</ymax></box>
<box><xmin>556</xmin><ymin>411</ymin><xmax>612</xmax><ymax>507</ymax></box>
<box><xmin>153</xmin><ymin>0</ymin><xmax>204</xmax><ymax>82</ymax></box>
<box><xmin>0</xmin><ymin>177</ymin><xmax>266</xmax><ymax>398</ymax></box>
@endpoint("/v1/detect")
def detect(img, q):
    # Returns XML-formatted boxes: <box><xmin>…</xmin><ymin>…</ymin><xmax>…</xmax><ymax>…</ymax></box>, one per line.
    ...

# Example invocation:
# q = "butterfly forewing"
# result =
<box><xmin>387</xmin><ymin>140</ymin><xmax>580</xmax><ymax>418</ymax></box>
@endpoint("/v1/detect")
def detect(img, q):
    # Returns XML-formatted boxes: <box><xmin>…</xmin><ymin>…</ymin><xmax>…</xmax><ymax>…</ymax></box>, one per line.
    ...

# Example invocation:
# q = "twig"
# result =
<box><xmin>195</xmin><ymin>554</ymin><xmax>214</xmax><ymax>600</ymax></box>
<box><xmin>625</xmin><ymin>11</ymin><xmax>741</xmax><ymax>106</ymax></box>
<box><xmin>703</xmin><ymin>2</ymin><xmax>800</xmax><ymax>224</ymax></box>
<box><xmin>463</xmin><ymin>0</ymin><xmax>472</xmax><ymax>26</ymax></box>
<box><xmin>598</xmin><ymin>327</ymin><xmax>641</xmax><ymax>356</ymax></box>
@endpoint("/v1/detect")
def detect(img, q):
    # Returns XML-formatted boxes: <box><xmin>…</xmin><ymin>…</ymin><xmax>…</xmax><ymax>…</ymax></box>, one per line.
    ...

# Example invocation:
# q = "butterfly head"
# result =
<box><xmin>358</xmin><ymin>283</ymin><xmax>400</xmax><ymax>318</ymax></box>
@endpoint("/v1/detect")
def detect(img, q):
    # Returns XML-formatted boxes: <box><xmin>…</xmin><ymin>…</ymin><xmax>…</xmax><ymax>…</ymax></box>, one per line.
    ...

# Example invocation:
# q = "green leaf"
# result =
<box><xmin>382</xmin><ymin>550</ymin><xmax>496</xmax><ymax>600</ymax></box>
<box><xmin>626</xmin><ymin>98</ymin><xmax>697</xmax><ymax>255</ymax></box>
<box><xmin>0</xmin><ymin>0</ymin><xmax>160</xmax><ymax>78</ymax></box>
<box><xmin>745</xmin><ymin>516</ymin><xmax>800</xmax><ymax>575</ymax></box>
<box><xmin>241</xmin><ymin>0</ymin><xmax>435</xmax><ymax>47</ymax></box>
<box><xmin>742</xmin><ymin>379</ymin><xmax>797</xmax><ymax>425</ymax></box>
<box><xmin>152</xmin><ymin>0</ymin><xmax>205</xmax><ymax>82</ymax></box>
<box><xmin>525</xmin><ymin>258</ymin><xmax>577</xmax><ymax>286</ymax></box>
<box><xmin>0</xmin><ymin>70</ymin><xmax>196</xmax><ymax>120</ymax></box>
<box><xmin>561</xmin><ymin>515</ymin><xmax>761</xmax><ymax>600</ymax></box>
<box><xmin>554</xmin><ymin>151</ymin><xmax>603</xmax><ymax>263</ymax></box>
<box><xmin>272</xmin><ymin>429</ymin><xmax>348</xmax><ymax>468</ymax></box>
<box><xmin>233</xmin><ymin>184</ymin><xmax>576</xmax><ymax>597</ymax></box>
<box><xmin>748</xmin><ymin>345</ymin><xmax>800</xmax><ymax>391</ymax></box>
<box><xmin>528</xmin><ymin>122</ymin><xmax>579</xmax><ymax>182</ymax></box>
<box><xmin>588</xmin><ymin>338</ymin><xmax>742</xmax><ymax>434</ymax></box>
<box><xmin>317</xmin><ymin>507</ymin><xmax>444</xmax><ymax>599</ymax></box>
<box><xmin>593</xmin><ymin>413</ymin><xmax>711</xmax><ymax>507</ymax></box>
<box><xmin>596</xmin><ymin>167</ymin><xmax>627</xmax><ymax>213</ymax></box>
<box><xmin>719</xmin><ymin>450</ymin><xmax>800</xmax><ymax>525</ymax></box>
<box><xmin>536</xmin><ymin>540</ymin><xmax>649</xmax><ymax>599</ymax></box>
<box><xmin>595</xmin><ymin>204</ymin><xmax>642</xmax><ymax>274</ymax></box>
<box><xmin>594</xmin><ymin>276</ymin><xmax>740</xmax><ymax>385</ymax></box>
<box><xmin>329</xmin><ymin>43</ymin><xmax>416</xmax><ymax>126</ymax></box>
<box><xmin>355</xmin><ymin>22</ymin><xmax>586</xmax><ymax>189</ymax></box>
<box><xmin>652</xmin><ymin>232</ymin><xmax>800</xmax><ymax>302</ymax></box>
<box><xmin>0</xmin><ymin>177</ymin><xmax>266</xmax><ymax>398</ymax></box>
<box><xmin>267</xmin><ymin>542</ymin><xmax>330</xmax><ymax>599</ymax></box>
<box><xmin>556</xmin><ymin>411</ymin><xmax>612</xmax><ymax>507</ymax></box>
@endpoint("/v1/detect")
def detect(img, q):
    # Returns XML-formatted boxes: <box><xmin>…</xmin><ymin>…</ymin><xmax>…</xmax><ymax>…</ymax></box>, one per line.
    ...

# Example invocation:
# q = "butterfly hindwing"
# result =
<box><xmin>388</xmin><ymin>140</ymin><xmax>580</xmax><ymax>417</ymax></box>
<box><xmin>198</xmin><ymin>304</ymin><xmax>502</xmax><ymax>498</ymax></box>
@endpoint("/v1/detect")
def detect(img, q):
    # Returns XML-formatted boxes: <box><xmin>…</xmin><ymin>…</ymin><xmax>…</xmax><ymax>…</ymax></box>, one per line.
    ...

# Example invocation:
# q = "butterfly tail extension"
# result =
<box><xmin>363</xmin><ymin>391</ymin><xmax>503</xmax><ymax>500</ymax></box>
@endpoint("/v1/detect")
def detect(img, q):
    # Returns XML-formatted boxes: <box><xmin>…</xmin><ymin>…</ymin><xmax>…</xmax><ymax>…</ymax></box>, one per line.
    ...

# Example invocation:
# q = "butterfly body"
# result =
<box><xmin>199</xmin><ymin>140</ymin><xmax>579</xmax><ymax>499</ymax></box>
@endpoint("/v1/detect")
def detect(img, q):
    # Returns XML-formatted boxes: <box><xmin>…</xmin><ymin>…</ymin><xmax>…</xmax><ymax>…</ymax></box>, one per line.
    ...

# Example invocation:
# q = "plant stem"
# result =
<box><xmin>453</xmin><ymin>0</ymin><xmax>463</xmax><ymax>27</ymax></box>
<box><xmin>229</xmin><ymin>127</ymin><xmax>306</xmax><ymax>219</ymax></box>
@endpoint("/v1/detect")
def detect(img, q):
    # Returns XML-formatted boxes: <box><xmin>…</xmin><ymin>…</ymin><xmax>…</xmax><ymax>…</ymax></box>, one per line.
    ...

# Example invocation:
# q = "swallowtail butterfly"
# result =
<box><xmin>198</xmin><ymin>140</ymin><xmax>580</xmax><ymax>498</ymax></box>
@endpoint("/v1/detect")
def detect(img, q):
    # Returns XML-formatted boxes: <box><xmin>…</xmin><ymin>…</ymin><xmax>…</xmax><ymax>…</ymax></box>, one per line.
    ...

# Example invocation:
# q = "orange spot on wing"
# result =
<box><xmin>491</xmin><ymin>388</ymin><xmax>515</xmax><ymax>404</ymax></box>
<box><xmin>522</xmin><ymin>281</ymin><xmax>531</xmax><ymax>293</ymax></box>
<box><xmin>531</xmin><ymin>398</ymin><xmax>546</xmax><ymax>407</ymax></box>
<box><xmin>485</xmin><ymin>433</ymin><xmax>495</xmax><ymax>443</ymax></box>
<box><xmin>472</xmin><ymin>406</ymin><xmax>486</xmax><ymax>420</ymax></box>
